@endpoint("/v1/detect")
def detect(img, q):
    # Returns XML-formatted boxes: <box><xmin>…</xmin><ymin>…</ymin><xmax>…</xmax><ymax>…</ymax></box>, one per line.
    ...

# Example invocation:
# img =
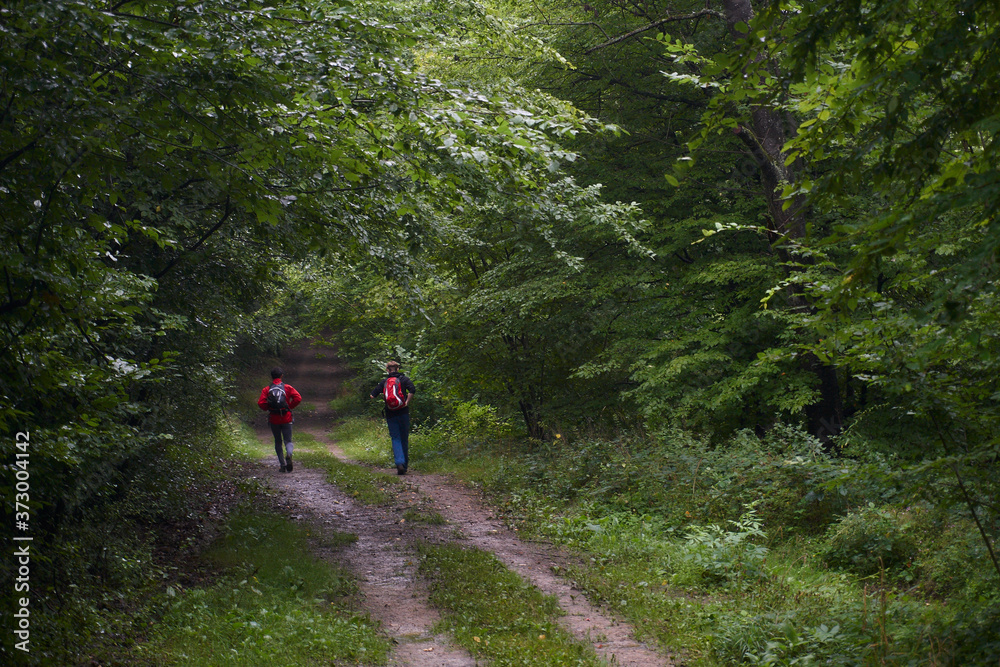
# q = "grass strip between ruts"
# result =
<box><xmin>295</xmin><ymin>449</ymin><xmax>401</xmax><ymax>505</ymax></box>
<box><xmin>417</xmin><ymin>542</ymin><xmax>605</xmax><ymax>667</ymax></box>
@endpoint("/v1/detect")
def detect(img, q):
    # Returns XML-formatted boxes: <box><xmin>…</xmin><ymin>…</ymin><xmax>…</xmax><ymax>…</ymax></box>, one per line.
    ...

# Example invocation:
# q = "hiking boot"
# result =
<box><xmin>396</xmin><ymin>464</ymin><xmax>406</xmax><ymax>475</ymax></box>
<box><xmin>285</xmin><ymin>455</ymin><xmax>292</xmax><ymax>472</ymax></box>
<box><xmin>280</xmin><ymin>465</ymin><xmax>287</xmax><ymax>472</ymax></box>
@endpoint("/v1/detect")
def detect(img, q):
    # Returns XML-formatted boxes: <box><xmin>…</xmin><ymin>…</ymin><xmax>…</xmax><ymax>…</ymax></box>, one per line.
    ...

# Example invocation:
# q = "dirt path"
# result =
<box><xmin>254</xmin><ymin>340</ymin><xmax>674</xmax><ymax>666</ymax></box>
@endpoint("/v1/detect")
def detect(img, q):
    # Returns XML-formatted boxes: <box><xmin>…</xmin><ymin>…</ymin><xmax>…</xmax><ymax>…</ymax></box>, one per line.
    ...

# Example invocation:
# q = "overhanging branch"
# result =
<box><xmin>584</xmin><ymin>9</ymin><xmax>723</xmax><ymax>55</ymax></box>
<box><xmin>154</xmin><ymin>195</ymin><xmax>233</xmax><ymax>280</ymax></box>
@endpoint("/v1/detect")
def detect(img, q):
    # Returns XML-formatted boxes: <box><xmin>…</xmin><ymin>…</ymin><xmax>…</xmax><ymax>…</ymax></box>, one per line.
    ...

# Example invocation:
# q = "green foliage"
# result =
<box><xmin>302</xmin><ymin>173</ymin><xmax>656</xmax><ymax>439</ymax></box>
<box><xmin>645</xmin><ymin>0</ymin><xmax>1000</xmax><ymax>586</ymax></box>
<box><xmin>147</xmin><ymin>508</ymin><xmax>387</xmax><ymax>666</ymax></box>
<box><xmin>6</xmin><ymin>0</ymin><xmax>1000</xmax><ymax>660</ymax></box>
<box><xmin>0</xmin><ymin>418</ymin><xmax>258</xmax><ymax>663</ymax></box>
<box><xmin>0</xmin><ymin>0</ymin><xmax>613</xmax><ymax>534</ymax></box>
<box><xmin>428</xmin><ymin>400</ymin><xmax>516</xmax><ymax>448</ymax></box>
<box><xmin>413</xmin><ymin>413</ymin><xmax>997</xmax><ymax>664</ymax></box>
<box><xmin>679</xmin><ymin>508</ymin><xmax>769</xmax><ymax>588</ymax></box>
<box><xmin>478</xmin><ymin>424</ymin><xmax>844</xmax><ymax>539</ymax></box>
<box><xmin>417</xmin><ymin>542</ymin><xmax>602</xmax><ymax>666</ymax></box>
<box><xmin>915</xmin><ymin>512</ymin><xmax>999</xmax><ymax>599</ymax></box>
<box><xmin>818</xmin><ymin>505</ymin><xmax>917</xmax><ymax>579</ymax></box>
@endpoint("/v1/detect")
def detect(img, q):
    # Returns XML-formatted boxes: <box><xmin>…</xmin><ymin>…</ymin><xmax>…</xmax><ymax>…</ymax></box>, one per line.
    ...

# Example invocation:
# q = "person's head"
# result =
<box><xmin>270</xmin><ymin>367</ymin><xmax>284</xmax><ymax>380</ymax></box>
<box><xmin>385</xmin><ymin>361</ymin><xmax>400</xmax><ymax>373</ymax></box>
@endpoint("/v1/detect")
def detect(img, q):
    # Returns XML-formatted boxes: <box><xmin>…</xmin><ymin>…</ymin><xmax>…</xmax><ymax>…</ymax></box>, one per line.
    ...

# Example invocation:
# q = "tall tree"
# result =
<box><xmin>706</xmin><ymin>0</ymin><xmax>1000</xmax><ymax>576</ymax></box>
<box><xmin>718</xmin><ymin>0</ymin><xmax>845</xmax><ymax>440</ymax></box>
<box><xmin>489</xmin><ymin>0</ymin><xmax>842</xmax><ymax>438</ymax></box>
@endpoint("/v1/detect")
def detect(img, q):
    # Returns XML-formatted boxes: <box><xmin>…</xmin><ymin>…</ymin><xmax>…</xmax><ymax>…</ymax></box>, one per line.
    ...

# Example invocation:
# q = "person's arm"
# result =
<box><xmin>403</xmin><ymin>376</ymin><xmax>415</xmax><ymax>407</ymax></box>
<box><xmin>258</xmin><ymin>387</ymin><xmax>270</xmax><ymax>411</ymax></box>
<box><xmin>286</xmin><ymin>384</ymin><xmax>303</xmax><ymax>410</ymax></box>
<box><xmin>370</xmin><ymin>378</ymin><xmax>386</xmax><ymax>399</ymax></box>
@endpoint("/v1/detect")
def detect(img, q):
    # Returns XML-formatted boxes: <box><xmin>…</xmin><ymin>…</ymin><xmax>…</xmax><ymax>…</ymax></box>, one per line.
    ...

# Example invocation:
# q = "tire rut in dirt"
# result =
<box><xmin>401</xmin><ymin>472</ymin><xmax>674</xmax><ymax>667</ymax></box>
<box><xmin>265</xmin><ymin>464</ymin><xmax>476</xmax><ymax>666</ymax></box>
<box><xmin>321</xmin><ymin>437</ymin><xmax>674</xmax><ymax>667</ymax></box>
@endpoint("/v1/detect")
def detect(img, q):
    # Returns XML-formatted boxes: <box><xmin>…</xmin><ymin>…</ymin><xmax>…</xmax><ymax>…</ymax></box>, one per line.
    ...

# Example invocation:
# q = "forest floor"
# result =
<box><xmin>250</xmin><ymin>339</ymin><xmax>674</xmax><ymax>667</ymax></box>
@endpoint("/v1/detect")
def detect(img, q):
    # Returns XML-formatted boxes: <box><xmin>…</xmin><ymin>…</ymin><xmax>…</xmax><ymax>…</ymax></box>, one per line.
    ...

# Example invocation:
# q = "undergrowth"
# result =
<box><xmin>412</xmin><ymin>410</ymin><xmax>1000</xmax><ymax>666</ymax></box>
<box><xmin>15</xmin><ymin>415</ymin><xmax>389</xmax><ymax>665</ymax></box>
<box><xmin>143</xmin><ymin>507</ymin><xmax>388</xmax><ymax>666</ymax></box>
<box><xmin>1</xmin><ymin>417</ymin><xmax>252</xmax><ymax>664</ymax></box>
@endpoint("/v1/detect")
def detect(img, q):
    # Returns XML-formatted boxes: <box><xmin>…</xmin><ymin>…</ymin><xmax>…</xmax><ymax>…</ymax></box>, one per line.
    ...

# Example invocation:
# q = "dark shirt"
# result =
<box><xmin>371</xmin><ymin>372</ymin><xmax>416</xmax><ymax>415</ymax></box>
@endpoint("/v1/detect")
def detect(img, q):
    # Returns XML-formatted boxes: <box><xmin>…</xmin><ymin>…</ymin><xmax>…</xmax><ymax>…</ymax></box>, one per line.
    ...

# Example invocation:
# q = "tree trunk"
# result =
<box><xmin>722</xmin><ymin>0</ymin><xmax>844</xmax><ymax>443</ymax></box>
<box><xmin>518</xmin><ymin>399</ymin><xmax>546</xmax><ymax>441</ymax></box>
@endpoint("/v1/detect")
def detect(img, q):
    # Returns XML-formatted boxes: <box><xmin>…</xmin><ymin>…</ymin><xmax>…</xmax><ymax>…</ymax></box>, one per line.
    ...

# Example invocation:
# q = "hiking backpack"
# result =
<box><xmin>267</xmin><ymin>382</ymin><xmax>290</xmax><ymax>414</ymax></box>
<box><xmin>384</xmin><ymin>376</ymin><xmax>406</xmax><ymax>411</ymax></box>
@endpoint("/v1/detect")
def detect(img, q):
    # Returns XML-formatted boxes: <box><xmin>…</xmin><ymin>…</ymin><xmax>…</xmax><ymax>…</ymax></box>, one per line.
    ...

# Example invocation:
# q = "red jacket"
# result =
<box><xmin>258</xmin><ymin>379</ymin><xmax>302</xmax><ymax>425</ymax></box>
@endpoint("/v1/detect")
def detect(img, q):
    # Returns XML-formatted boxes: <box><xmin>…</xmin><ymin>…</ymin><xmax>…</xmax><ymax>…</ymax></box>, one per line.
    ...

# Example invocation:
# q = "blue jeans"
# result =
<box><xmin>386</xmin><ymin>412</ymin><xmax>410</xmax><ymax>468</ymax></box>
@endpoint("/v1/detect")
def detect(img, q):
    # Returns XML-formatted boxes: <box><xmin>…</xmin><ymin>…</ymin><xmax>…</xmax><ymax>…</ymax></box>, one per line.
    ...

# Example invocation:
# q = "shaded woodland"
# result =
<box><xmin>2</xmin><ymin>0</ymin><xmax>998</xmax><ymax>663</ymax></box>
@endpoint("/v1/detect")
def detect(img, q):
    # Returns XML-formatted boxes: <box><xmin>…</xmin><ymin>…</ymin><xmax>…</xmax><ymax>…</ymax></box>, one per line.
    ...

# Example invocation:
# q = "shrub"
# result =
<box><xmin>439</xmin><ymin>400</ymin><xmax>515</xmax><ymax>445</ymax></box>
<box><xmin>819</xmin><ymin>505</ymin><xmax>917</xmax><ymax>578</ymax></box>
<box><xmin>910</xmin><ymin>509</ymin><xmax>999</xmax><ymax>599</ymax></box>
<box><xmin>701</xmin><ymin>425</ymin><xmax>847</xmax><ymax>533</ymax></box>
<box><xmin>675</xmin><ymin>506</ymin><xmax>769</xmax><ymax>588</ymax></box>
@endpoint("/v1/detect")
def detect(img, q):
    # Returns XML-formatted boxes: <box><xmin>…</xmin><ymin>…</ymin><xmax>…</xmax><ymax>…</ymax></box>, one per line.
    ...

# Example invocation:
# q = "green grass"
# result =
<box><xmin>417</xmin><ymin>542</ymin><xmax>604</xmax><ymax>666</ymax></box>
<box><xmin>328</xmin><ymin>415</ymin><xmax>513</xmax><ymax>488</ymax></box>
<box><xmin>295</xmin><ymin>448</ymin><xmax>402</xmax><ymax>505</ymax></box>
<box><xmin>142</xmin><ymin>507</ymin><xmax>389</xmax><ymax>666</ymax></box>
<box><xmin>328</xmin><ymin>394</ymin><xmax>369</xmax><ymax>415</ymax></box>
<box><xmin>480</xmin><ymin>479</ymin><xmax>987</xmax><ymax>666</ymax></box>
<box><xmin>402</xmin><ymin>508</ymin><xmax>447</xmax><ymax>525</ymax></box>
<box><xmin>217</xmin><ymin>419</ymin><xmax>269</xmax><ymax>461</ymax></box>
<box><xmin>252</xmin><ymin>424</ymin><xmax>402</xmax><ymax>505</ymax></box>
<box><xmin>560</xmin><ymin>558</ymin><xmax>714</xmax><ymax>664</ymax></box>
<box><xmin>239</xmin><ymin>423</ymin><xmax>323</xmax><ymax>459</ymax></box>
<box><xmin>240</xmin><ymin>416</ymin><xmax>399</xmax><ymax>505</ymax></box>
<box><xmin>412</xmin><ymin>444</ymin><xmax>503</xmax><ymax>483</ymax></box>
<box><xmin>290</xmin><ymin>430</ymin><xmax>324</xmax><ymax>453</ymax></box>
<box><xmin>328</xmin><ymin>417</ymin><xmax>394</xmax><ymax>466</ymax></box>
<box><xmin>489</xmin><ymin>490</ymin><xmax>869</xmax><ymax>666</ymax></box>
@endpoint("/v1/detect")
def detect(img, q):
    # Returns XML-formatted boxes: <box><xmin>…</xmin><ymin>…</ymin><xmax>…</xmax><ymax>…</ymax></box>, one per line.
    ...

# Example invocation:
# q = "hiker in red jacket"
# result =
<box><xmin>258</xmin><ymin>367</ymin><xmax>302</xmax><ymax>472</ymax></box>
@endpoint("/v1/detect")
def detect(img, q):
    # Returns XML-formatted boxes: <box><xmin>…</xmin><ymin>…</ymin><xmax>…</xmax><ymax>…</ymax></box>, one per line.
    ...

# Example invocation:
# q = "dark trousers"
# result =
<box><xmin>270</xmin><ymin>422</ymin><xmax>293</xmax><ymax>466</ymax></box>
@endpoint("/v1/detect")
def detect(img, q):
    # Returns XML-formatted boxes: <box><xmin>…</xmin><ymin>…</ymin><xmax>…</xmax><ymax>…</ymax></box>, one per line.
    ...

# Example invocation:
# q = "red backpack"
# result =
<box><xmin>384</xmin><ymin>376</ymin><xmax>406</xmax><ymax>410</ymax></box>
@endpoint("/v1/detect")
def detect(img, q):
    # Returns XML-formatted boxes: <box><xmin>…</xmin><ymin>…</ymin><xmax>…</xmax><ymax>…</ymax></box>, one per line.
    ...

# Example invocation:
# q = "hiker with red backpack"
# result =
<box><xmin>258</xmin><ymin>367</ymin><xmax>302</xmax><ymax>472</ymax></box>
<box><xmin>370</xmin><ymin>360</ymin><xmax>416</xmax><ymax>475</ymax></box>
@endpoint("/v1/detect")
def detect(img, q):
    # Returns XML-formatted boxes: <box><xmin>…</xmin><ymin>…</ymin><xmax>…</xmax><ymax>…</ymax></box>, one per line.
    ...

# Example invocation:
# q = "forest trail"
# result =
<box><xmin>255</xmin><ymin>339</ymin><xmax>674</xmax><ymax>666</ymax></box>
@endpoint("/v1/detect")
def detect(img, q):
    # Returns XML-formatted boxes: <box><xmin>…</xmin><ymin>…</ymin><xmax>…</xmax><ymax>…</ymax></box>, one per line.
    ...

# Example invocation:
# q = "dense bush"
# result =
<box><xmin>915</xmin><ymin>512</ymin><xmax>998</xmax><ymax>598</ymax></box>
<box><xmin>446</xmin><ymin>414</ymin><xmax>998</xmax><ymax>665</ymax></box>
<box><xmin>819</xmin><ymin>505</ymin><xmax>918</xmax><ymax>579</ymax></box>
<box><xmin>484</xmin><ymin>423</ymin><xmax>847</xmax><ymax>538</ymax></box>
